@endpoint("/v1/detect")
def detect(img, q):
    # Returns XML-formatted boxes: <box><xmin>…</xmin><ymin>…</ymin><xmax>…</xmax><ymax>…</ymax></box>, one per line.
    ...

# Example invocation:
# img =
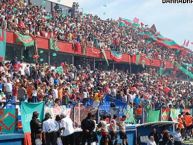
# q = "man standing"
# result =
<box><xmin>109</xmin><ymin>115</ymin><xmax>118</xmax><ymax>145</ymax></box>
<box><xmin>118</xmin><ymin>115</ymin><xmax>128</xmax><ymax>145</ymax></box>
<box><xmin>60</xmin><ymin>113</ymin><xmax>74</xmax><ymax>145</ymax></box>
<box><xmin>30</xmin><ymin>111</ymin><xmax>42</xmax><ymax>145</ymax></box>
<box><xmin>3</xmin><ymin>77</ymin><xmax>13</xmax><ymax>102</ymax></box>
<box><xmin>42</xmin><ymin>113</ymin><xmax>58</xmax><ymax>145</ymax></box>
<box><xmin>81</xmin><ymin>113</ymin><xmax>97</xmax><ymax>145</ymax></box>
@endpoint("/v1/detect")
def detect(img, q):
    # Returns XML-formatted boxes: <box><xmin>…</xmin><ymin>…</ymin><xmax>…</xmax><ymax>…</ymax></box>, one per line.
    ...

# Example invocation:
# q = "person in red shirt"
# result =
<box><xmin>184</xmin><ymin>112</ymin><xmax>193</xmax><ymax>139</ymax></box>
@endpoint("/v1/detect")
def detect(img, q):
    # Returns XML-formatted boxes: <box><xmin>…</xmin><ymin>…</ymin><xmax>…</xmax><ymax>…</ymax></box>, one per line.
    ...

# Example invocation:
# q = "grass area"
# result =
<box><xmin>183</xmin><ymin>139</ymin><xmax>193</xmax><ymax>144</ymax></box>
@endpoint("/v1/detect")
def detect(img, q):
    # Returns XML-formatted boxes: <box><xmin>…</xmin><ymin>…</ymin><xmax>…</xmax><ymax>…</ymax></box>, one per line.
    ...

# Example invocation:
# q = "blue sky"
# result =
<box><xmin>78</xmin><ymin>0</ymin><xmax>193</xmax><ymax>48</ymax></box>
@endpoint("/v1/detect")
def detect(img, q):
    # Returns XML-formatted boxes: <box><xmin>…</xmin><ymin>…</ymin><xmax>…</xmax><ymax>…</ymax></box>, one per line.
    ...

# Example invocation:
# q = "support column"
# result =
<box><xmin>93</xmin><ymin>58</ymin><xmax>96</xmax><ymax>70</ymax></box>
<box><xmin>72</xmin><ymin>55</ymin><xmax>74</xmax><ymax>65</ymax></box>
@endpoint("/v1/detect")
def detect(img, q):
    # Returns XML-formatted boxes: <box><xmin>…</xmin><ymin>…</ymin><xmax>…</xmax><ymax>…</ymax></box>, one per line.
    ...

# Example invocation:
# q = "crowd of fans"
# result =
<box><xmin>0</xmin><ymin>0</ymin><xmax>193</xmax><ymax>64</ymax></box>
<box><xmin>0</xmin><ymin>58</ymin><xmax>192</xmax><ymax>144</ymax></box>
<box><xmin>1</xmin><ymin>58</ymin><xmax>193</xmax><ymax>112</ymax></box>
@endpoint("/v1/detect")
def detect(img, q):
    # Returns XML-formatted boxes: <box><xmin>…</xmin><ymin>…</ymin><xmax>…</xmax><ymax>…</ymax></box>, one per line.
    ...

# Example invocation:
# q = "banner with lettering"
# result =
<box><xmin>0</xmin><ymin>109</ymin><xmax>16</xmax><ymax>133</ymax></box>
<box><xmin>21</xmin><ymin>102</ymin><xmax>44</xmax><ymax>133</ymax></box>
<box><xmin>44</xmin><ymin>106</ymin><xmax>71</xmax><ymax>119</ymax></box>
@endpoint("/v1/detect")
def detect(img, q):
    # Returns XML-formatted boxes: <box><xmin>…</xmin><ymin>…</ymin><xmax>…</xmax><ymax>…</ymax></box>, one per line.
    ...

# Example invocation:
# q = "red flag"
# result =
<box><xmin>133</xmin><ymin>17</ymin><xmax>139</xmax><ymax>23</ymax></box>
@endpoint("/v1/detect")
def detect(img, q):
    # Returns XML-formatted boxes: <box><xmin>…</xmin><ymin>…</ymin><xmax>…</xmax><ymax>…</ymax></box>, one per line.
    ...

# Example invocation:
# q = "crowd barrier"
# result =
<box><xmin>0</xmin><ymin>98</ymin><xmax>188</xmax><ymax>145</ymax></box>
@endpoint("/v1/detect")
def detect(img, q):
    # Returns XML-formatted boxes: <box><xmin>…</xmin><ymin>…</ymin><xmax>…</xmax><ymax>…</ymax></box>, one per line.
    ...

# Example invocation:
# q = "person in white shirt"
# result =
<box><xmin>172</xmin><ymin>128</ymin><xmax>182</xmax><ymax>145</ymax></box>
<box><xmin>147</xmin><ymin>136</ymin><xmax>157</xmax><ymax>145</ymax></box>
<box><xmin>4</xmin><ymin>77</ymin><xmax>13</xmax><ymax>101</ymax></box>
<box><xmin>42</xmin><ymin>113</ymin><xmax>58</xmax><ymax>145</ymax></box>
<box><xmin>60</xmin><ymin>113</ymin><xmax>74</xmax><ymax>145</ymax></box>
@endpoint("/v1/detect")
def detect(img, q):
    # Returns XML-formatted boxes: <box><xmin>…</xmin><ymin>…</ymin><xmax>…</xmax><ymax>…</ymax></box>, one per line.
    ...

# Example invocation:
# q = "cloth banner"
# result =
<box><xmin>21</xmin><ymin>102</ymin><xmax>44</xmax><ymax>133</ymax></box>
<box><xmin>71</xmin><ymin>106</ymin><xmax>97</xmax><ymax>126</ymax></box>
<box><xmin>101</xmin><ymin>49</ymin><xmax>109</xmax><ymax>66</ymax></box>
<box><xmin>110</xmin><ymin>51</ymin><xmax>122</xmax><ymax>62</ymax></box>
<box><xmin>170</xmin><ymin>109</ymin><xmax>180</xmax><ymax>122</ymax></box>
<box><xmin>161</xmin><ymin>108</ymin><xmax>170</xmax><ymax>121</ymax></box>
<box><xmin>15</xmin><ymin>32</ymin><xmax>34</xmax><ymax>47</ymax></box>
<box><xmin>119</xmin><ymin>18</ymin><xmax>132</xmax><ymax>27</ymax></box>
<box><xmin>0</xmin><ymin>29</ymin><xmax>6</xmax><ymax>61</ymax></box>
<box><xmin>44</xmin><ymin>106</ymin><xmax>71</xmax><ymax>119</ymax></box>
<box><xmin>0</xmin><ymin>109</ymin><xmax>16</xmax><ymax>133</ymax></box>
<box><xmin>147</xmin><ymin>110</ymin><xmax>160</xmax><ymax>123</ymax></box>
<box><xmin>174</xmin><ymin>62</ymin><xmax>193</xmax><ymax>79</ymax></box>
<box><xmin>124</xmin><ymin>108</ymin><xmax>136</xmax><ymax>124</ymax></box>
<box><xmin>49</xmin><ymin>38</ymin><xmax>59</xmax><ymax>51</ymax></box>
<box><xmin>159</xmin><ymin>67</ymin><xmax>164</xmax><ymax>75</ymax></box>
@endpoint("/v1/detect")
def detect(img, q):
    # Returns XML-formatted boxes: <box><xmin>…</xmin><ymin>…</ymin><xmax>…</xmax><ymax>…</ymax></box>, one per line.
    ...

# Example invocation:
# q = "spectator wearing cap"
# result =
<box><xmin>42</xmin><ymin>113</ymin><xmax>58</xmax><ymax>145</ymax></box>
<box><xmin>30</xmin><ymin>111</ymin><xmax>42</xmax><ymax>145</ymax></box>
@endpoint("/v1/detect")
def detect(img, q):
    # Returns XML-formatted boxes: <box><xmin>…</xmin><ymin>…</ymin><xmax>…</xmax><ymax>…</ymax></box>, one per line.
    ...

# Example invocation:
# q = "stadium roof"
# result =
<box><xmin>47</xmin><ymin>0</ymin><xmax>78</xmax><ymax>8</ymax></box>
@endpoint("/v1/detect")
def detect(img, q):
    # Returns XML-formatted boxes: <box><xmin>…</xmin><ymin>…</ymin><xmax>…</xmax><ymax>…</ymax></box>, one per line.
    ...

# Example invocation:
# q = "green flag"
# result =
<box><xmin>0</xmin><ymin>109</ymin><xmax>16</xmax><ymax>133</ymax></box>
<box><xmin>55</xmin><ymin>66</ymin><xmax>64</xmax><ymax>74</ymax></box>
<box><xmin>124</xmin><ymin>108</ymin><xmax>136</xmax><ymax>124</ymax></box>
<box><xmin>49</xmin><ymin>38</ymin><xmax>59</xmax><ymax>51</ymax></box>
<box><xmin>170</xmin><ymin>109</ymin><xmax>180</xmax><ymax>122</ymax></box>
<box><xmin>15</xmin><ymin>32</ymin><xmax>34</xmax><ymax>47</ymax></box>
<box><xmin>159</xmin><ymin>67</ymin><xmax>164</xmax><ymax>75</ymax></box>
<box><xmin>147</xmin><ymin>110</ymin><xmax>160</xmax><ymax>123</ymax></box>
<box><xmin>21</xmin><ymin>102</ymin><xmax>44</xmax><ymax>133</ymax></box>
<box><xmin>0</xmin><ymin>29</ymin><xmax>6</xmax><ymax>61</ymax></box>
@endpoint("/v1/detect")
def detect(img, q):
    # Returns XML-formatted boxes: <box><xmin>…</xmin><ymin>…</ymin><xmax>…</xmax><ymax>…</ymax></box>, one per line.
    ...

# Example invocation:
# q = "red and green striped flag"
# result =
<box><xmin>0</xmin><ymin>29</ymin><xmax>6</xmax><ymax>61</ymax></box>
<box><xmin>119</xmin><ymin>18</ymin><xmax>132</xmax><ymax>27</ymax></box>
<box><xmin>15</xmin><ymin>32</ymin><xmax>34</xmax><ymax>47</ymax></box>
<box><xmin>110</xmin><ymin>51</ymin><xmax>122</xmax><ymax>62</ymax></box>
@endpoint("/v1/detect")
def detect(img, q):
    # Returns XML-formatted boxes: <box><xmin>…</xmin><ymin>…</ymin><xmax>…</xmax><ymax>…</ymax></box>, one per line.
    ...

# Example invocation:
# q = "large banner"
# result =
<box><xmin>0</xmin><ymin>109</ymin><xmax>16</xmax><ymax>133</ymax></box>
<box><xmin>44</xmin><ymin>106</ymin><xmax>71</xmax><ymax>119</ymax></box>
<box><xmin>21</xmin><ymin>102</ymin><xmax>44</xmax><ymax>133</ymax></box>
